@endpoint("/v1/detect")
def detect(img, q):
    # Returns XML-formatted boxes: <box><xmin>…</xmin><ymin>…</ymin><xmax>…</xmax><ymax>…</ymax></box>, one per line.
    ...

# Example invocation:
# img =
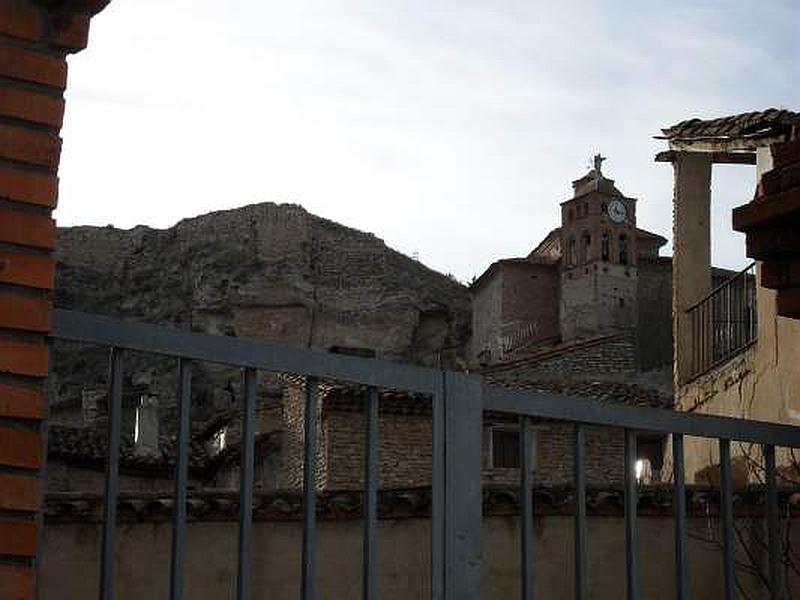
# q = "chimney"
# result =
<box><xmin>134</xmin><ymin>395</ymin><xmax>160</xmax><ymax>458</ymax></box>
<box><xmin>81</xmin><ymin>388</ymin><xmax>101</xmax><ymax>427</ymax></box>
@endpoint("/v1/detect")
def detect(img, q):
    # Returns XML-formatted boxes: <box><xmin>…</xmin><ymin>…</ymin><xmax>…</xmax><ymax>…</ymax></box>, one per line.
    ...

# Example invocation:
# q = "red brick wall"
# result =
<box><xmin>0</xmin><ymin>1</ymin><xmax>105</xmax><ymax>597</ymax></box>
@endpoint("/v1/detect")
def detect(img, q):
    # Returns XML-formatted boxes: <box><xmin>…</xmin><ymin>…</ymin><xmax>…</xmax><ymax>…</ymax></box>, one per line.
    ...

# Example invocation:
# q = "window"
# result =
<box><xmin>580</xmin><ymin>232</ymin><xmax>591</xmax><ymax>264</ymax></box>
<box><xmin>619</xmin><ymin>234</ymin><xmax>629</xmax><ymax>265</ymax></box>
<box><xmin>490</xmin><ymin>427</ymin><xmax>537</xmax><ymax>469</ymax></box>
<box><xmin>567</xmin><ymin>237</ymin><xmax>576</xmax><ymax>266</ymax></box>
<box><xmin>601</xmin><ymin>232</ymin><xmax>610</xmax><ymax>260</ymax></box>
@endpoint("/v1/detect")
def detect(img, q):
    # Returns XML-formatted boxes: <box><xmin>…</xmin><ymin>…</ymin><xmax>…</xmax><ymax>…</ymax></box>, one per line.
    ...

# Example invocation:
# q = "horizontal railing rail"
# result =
<box><xmin>51</xmin><ymin>309</ymin><xmax>441</xmax><ymax>394</ymax></box>
<box><xmin>483</xmin><ymin>384</ymin><xmax>800</xmax><ymax>448</ymax></box>
<box><xmin>49</xmin><ymin>309</ymin><xmax>800</xmax><ymax>600</ymax></box>
<box><xmin>685</xmin><ymin>262</ymin><xmax>757</xmax><ymax>313</ymax></box>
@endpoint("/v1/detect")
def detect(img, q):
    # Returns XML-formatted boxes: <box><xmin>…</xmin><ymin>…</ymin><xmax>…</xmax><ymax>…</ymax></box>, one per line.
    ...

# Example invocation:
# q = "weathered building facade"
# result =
<box><xmin>469</xmin><ymin>157</ymin><xmax>673</xmax><ymax>372</ymax></box>
<box><xmin>659</xmin><ymin>109</ymin><xmax>800</xmax><ymax>482</ymax></box>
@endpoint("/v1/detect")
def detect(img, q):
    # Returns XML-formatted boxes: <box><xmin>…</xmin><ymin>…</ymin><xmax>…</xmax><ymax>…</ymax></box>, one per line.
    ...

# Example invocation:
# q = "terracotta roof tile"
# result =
<box><xmin>43</xmin><ymin>485</ymin><xmax>800</xmax><ymax>523</ymax></box>
<box><xmin>661</xmin><ymin>109</ymin><xmax>798</xmax><ymax>142</ymax></box>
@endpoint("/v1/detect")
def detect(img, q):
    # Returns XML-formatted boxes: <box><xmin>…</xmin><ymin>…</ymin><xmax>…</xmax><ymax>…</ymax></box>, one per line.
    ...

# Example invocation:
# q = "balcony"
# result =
<box><xmin>685</xmin><ymin>263</ymin><xmax>757</xmax><ymax>382</ymax></box>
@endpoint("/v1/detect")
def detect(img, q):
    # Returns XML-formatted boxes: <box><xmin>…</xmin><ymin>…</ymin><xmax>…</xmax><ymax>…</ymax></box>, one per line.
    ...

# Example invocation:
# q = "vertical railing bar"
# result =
<box><xmin>720</xmin><ymin>438</ymin><xmax>736</xmax><ymax>600</ymax></box>
<box><xmin>727</xmin><ymin>283</ymin><xmax>732</xmax><ymax>357</ymax></box>
<box><xmin>764</xmin><ymin>444</ymin><xmax>781</xmax><ymax>600</ymax></box>
<box><xmin>170</xmin><ymin>358</ymin><xmax>192</xmax><ymax>600</ymax></box>
<box><xmin>691</xmin><ymin>309</ymin><xmax>697</xmax><ymax>377</ymax></box>
<box><xmin>363</xmin><ymin>386</ymin><xmax>379</xmax><ymax>600</ymax></box>
<box><xmin>431</xmin><ymin>375</ymin><xmax>445</xmax><ymax>600</ymax></box>
<box><xmin>673</xmin><ymin>433</ymin><xmax>688</xmax><ymax>600</ymax></box>
<box><xmin>99</xmin><ymin>347</ymin><xmax>123</xmax><ymax>600</ymax></box>
<box><xmin>236</xmin><ymin>368</ymin><xmax>257</xmax><ymax>600</ymax></box>
<box><xmin>302</xmin><ymin>377</ymin><xmax>319</xmax><ymax>600</ymax></box>
<box><xmin>574</xmin><ymin>424</ymin><xmax>587</xmax><ymax>600</ymax></box>
<box><xmin>701</xmin><ymin>302</ymin><xmax>706</xmax><ymax>373</ymax></box>
<box><xmin>520</xmin><ymin>415</ymin><xmax>533</xmax><ymax>600</ymax></box>
<box><xmin>624</xmin><ymin>429</ymin><xmax>638</xmax><ymax>600</ymax></box>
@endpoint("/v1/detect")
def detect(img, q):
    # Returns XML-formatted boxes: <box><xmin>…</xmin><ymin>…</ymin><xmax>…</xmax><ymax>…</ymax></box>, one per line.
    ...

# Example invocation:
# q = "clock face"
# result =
<box><xmin>608</xmin><ymin>199</ymin><xmax>627</xmax><ymax>223</ymax></box>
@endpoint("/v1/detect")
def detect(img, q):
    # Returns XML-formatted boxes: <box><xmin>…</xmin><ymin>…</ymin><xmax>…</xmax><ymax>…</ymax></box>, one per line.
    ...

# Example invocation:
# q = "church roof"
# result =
<box><xmin>469</xmin><ymin>257</ymin><xmax>556</xmax><ymax>291</ymax></box>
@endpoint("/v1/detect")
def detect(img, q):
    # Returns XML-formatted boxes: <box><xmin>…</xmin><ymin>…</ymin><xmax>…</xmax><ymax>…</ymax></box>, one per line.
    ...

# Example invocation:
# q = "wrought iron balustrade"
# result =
<box><xmin>50</xmin><ymin>308</ymin><xmax>800</xmax><ymax>600</ymax></box>
<box><xmin>685</xmin><ymin>263</ymin><xmax>757</xmax><ymax>381</ymax></box>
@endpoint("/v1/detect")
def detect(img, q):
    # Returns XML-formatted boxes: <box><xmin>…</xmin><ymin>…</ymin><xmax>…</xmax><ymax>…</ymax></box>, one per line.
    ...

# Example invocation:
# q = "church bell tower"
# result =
<box><xmin>559</xmin><ymin>155</ymin><xmax>638</xmax><ymax>340</ymax></box>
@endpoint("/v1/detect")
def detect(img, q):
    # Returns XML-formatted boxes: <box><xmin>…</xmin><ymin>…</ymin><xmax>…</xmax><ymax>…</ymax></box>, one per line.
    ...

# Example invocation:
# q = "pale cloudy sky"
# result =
<box><xmin>57</xmin><ymin>0</ymin><xmax>799</xmax><ymax>281</ymax></box>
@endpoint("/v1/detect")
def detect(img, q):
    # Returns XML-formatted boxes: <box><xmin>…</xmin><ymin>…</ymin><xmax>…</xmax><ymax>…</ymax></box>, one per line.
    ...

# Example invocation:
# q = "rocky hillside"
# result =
<box><xmin>51</xmin><ymin>203</ymin><xmax>470</xmax><ymax>417</ymax></box>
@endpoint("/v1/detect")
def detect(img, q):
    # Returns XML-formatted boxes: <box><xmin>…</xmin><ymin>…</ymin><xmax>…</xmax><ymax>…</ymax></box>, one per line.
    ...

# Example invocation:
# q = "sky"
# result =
<box><xmin>56</xmin><ymin>0</ymin><xmax>800</xmax><ymax>282</ymax></box>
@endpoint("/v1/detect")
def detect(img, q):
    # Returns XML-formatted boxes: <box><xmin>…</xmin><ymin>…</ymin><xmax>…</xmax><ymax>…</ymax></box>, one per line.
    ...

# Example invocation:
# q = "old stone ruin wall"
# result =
<box><xmin>50</xmin><ymin>203</ymin><xmax>471</xmax><ymax>483</ymax></box>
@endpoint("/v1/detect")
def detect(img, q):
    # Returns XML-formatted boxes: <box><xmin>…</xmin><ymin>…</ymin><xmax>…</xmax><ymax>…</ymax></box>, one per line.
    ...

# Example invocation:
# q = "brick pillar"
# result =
<box><xmin>671</xmin><ymin>152</ymin><xmax>713</xmax><ymax>388</ymax></box>
<box><xmin>0</xmin><ymin>2</ymin><xmax>107</xmax><ymax>598</ymax></box>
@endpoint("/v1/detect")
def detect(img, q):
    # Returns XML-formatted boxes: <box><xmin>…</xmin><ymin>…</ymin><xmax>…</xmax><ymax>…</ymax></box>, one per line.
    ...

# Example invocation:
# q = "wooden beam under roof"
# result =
<box><xmin>655</xmin><ymin>150</ymin><xmax>756</xmax><ymax>165</ymax></box>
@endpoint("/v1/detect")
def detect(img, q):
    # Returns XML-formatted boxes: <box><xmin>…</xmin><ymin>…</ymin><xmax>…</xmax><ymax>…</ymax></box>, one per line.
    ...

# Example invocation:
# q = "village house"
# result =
<box><xmin>658</xmin><ymin>108</ymin><xmax>800</xmax><ymax>482</ymax></box>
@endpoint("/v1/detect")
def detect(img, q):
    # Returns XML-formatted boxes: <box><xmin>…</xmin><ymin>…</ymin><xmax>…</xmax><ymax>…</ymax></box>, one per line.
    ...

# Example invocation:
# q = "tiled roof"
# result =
<box><xmin>43</xmin><ymin>485</ymin><xmax>800</xmax><ymax>523</ymax></box>
<box><xmin>470</xmin><ymin>257</ymin><xmax>557</xmax><ymax>290</ymax></box>
<box><xmin>484</xmin><ymin>378</ymin><xmax>673</xmax><ymax>410</ymax></box>
<box><xmin>660</xmin><ymin>109</ymin><xmax>798</xmax><ymax>142</ymax></box>
<box><xmin>320</xmin><ymin>368</ymin><xmax>672</xmax><ymax>415</ymax></box>
<box><xmin>48</xmin><ymin>424</ymin><xmax>279</xmax><ymax>476</ymax></box>
<box><xmin>48</xmin><ymin>425</ymin><xmax>207</xmax><ymax>474</ymax></box>
<box><xmin>322</xmin><ymin>385</ymin><xmax>432</xmax><ymax>416</ymax></box>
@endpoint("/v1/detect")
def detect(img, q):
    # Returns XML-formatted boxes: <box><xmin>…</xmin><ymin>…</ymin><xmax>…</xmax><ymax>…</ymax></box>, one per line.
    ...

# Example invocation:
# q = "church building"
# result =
<box><xmin>470</xmin><ymin>156</ymin><xmax>674</xmax><ymax>372</ymax></box>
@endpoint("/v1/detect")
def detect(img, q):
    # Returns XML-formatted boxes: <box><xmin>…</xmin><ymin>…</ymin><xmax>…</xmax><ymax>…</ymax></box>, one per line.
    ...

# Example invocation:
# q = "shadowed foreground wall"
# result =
<box><xmin>40</xmin><ymin>514</ymin><xmax>797</xmax><ymax>599</ymax></box>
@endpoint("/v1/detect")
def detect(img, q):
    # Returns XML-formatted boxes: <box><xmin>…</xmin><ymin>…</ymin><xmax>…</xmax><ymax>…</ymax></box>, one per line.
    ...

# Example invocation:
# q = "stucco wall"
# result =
<box><xmin>676</xmin><ymin>272</ymin><xmax>800</xmax><ymax>480</ymax></box>
<box><xmin>39</xmin><ymin>514</ymin><xmax>795</xmax><ymax>599</ymax></box>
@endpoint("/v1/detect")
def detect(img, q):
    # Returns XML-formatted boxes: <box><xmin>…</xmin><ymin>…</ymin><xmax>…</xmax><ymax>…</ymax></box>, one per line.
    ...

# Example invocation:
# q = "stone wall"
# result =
<box><xmin>469</xmin><ymin>261</ymin><xmax>560</xmax><ymax>365</ymax></box>
<box><xmin>324</xmin><ymin>410</ymin><xmax>433</xmax><ymax>489</ymax></box>
<box><xmin>52</xmin><ymin>203</ymin><xmax>471</xmax><ymax>412</ymax></box>
<box><xmin>637</xmin><ymin>258</ymin><xmax>673</xmax><ymax>371</ymax></box>
<box><xmin>481</xmin><ymin>334</ymin><xmax>639</xmax><ymax>385</ymax></box>
<box><xmin>469</xmin><ymin>267</ymin><xmax>504</xmax><ymax>362</ymax></box>
<box><xmin>321</xmin><ymin>406</ymin><xmax>627</xmax><ymax>489</ymax></box>
<box><xmin>500</xmin><ymin>262</ymin><xmax>559</xmax><ymax>349</ymax></box>
<box><xmin>560</xmin><ymin>263</ymin><xmax>638</xmax><ymax>341</ymax></box>
<box><xmin>55</xmin><ymin>203</ymin><xmax>470</xmax><ymax>367</ymax></box>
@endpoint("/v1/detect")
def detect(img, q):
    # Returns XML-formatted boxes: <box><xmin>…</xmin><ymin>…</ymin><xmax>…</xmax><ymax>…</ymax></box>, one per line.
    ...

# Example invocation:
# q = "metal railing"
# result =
<box><xmin>686</xmin><ymin>263</ymin><xmax>758</xmax><ymax>381</ymax></box>
<box><xmin>49</xmin><ymin>308</ymin><xmax>800</xmax><ymax>600</ymax></box>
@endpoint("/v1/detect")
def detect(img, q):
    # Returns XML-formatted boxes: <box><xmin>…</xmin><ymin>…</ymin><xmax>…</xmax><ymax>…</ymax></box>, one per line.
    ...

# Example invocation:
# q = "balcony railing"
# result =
<box><xmin>49</xmin><ymin>308</ymin><xmax>800</xmax><ymax>600</ymax></box>
<box><xmin>686</xmin><ymin>263</ymin><xmax>757</xmax><ymax>381</ymax></box>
